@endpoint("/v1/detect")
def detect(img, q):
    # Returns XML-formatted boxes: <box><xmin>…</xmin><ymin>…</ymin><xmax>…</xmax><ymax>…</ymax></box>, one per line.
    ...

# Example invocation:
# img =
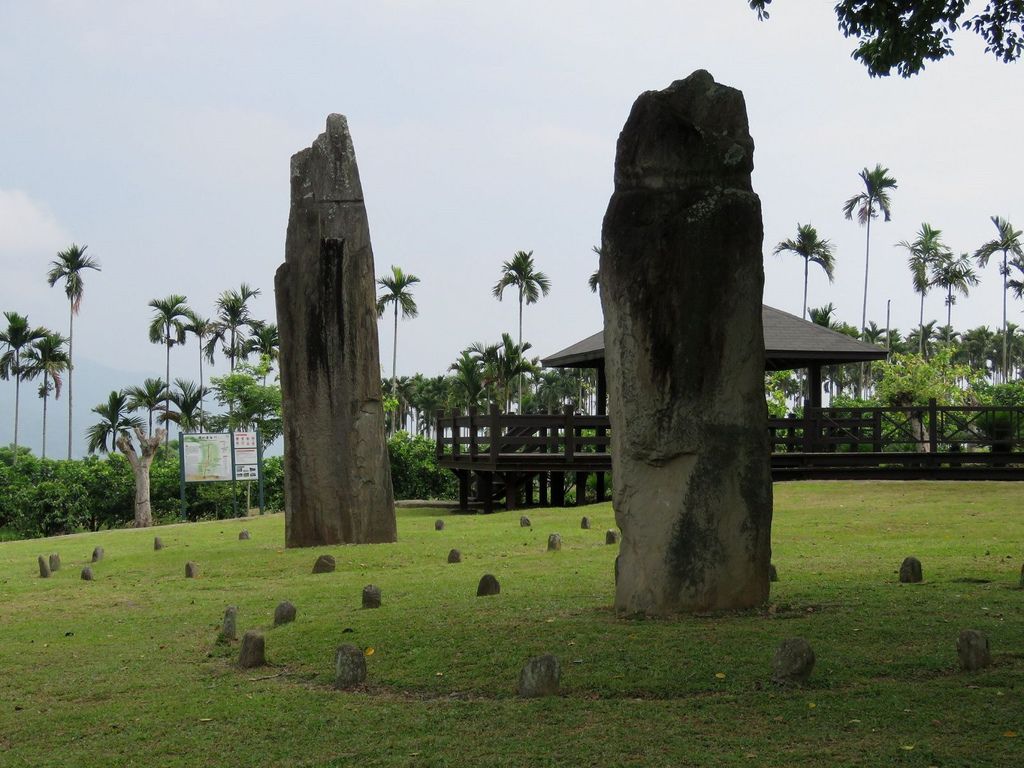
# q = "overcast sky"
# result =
<box><xmin>1</xmin><ymin>1</ymin><xmax>1021</xmax><ymax>457</ymax></box>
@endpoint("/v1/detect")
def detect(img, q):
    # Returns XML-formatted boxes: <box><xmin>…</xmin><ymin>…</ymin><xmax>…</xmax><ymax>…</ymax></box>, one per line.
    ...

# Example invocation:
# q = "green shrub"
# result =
<box><xmin>388</xmin><ymin>431</ymin><xmax>457</xmax><ymax>500</ymax></box>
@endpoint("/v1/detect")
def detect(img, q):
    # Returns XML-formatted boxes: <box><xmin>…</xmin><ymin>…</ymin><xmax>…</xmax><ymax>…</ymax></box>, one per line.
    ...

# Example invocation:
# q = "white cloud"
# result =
<box><xmin>0</xmin><ymin>189</ymin><xmax>70</xmax><ymax>255</ymax></box>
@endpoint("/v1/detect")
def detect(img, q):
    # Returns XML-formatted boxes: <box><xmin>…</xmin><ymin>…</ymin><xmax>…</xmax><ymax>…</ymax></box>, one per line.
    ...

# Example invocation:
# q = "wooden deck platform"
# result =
<box><xmin>435</xmin><ymin>402</ymin><xmax>1024</xmax><ymax>512</ymax></box>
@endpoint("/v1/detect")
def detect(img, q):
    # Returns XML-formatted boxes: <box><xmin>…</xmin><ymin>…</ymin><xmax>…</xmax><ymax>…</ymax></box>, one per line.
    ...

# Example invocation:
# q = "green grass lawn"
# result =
<box><xmin>1</xmin><ymin>482</ymin><xmax>1022</xmax><ymax>767</ymax></box>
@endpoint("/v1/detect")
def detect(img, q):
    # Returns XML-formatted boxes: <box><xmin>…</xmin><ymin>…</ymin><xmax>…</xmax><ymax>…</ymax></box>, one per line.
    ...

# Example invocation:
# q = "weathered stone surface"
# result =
<box><xmin>361</xmin><ymin>585</ymin><xmax>381</xmax><ymax>609</ymax></box>
<box><xmin>239</xmin><ymin>530</ymin><xmax>251</xmax><ymax>541</ymax></box>
<box><xmin>520</xmin><ymin>516</ymin><xmax>531</xmax><ymax>528</ymax></box>
<box><xmin>605</xmin><ymin>529</ymin><xmax>620</xmax><ymax>545</ymax></box>
<box><xmin>957</xmin><ymin>629</ymin><xmax>991</xmax><ymax>671</ymax></box>
<box><xmin>80</xmin><ymin>566</ymin><xmax>94</xmax><ymax>581</ymax></box>
<box><xmin>274</xmin><ymin>601</ymin><xmax>297</xmax><ymax>626</ymax></box>
<box><xmin>185</xmin><ymin>561</ymin><xmax>199</xmax><ymax>578</ymax></box>
<box><xmin>91</xmin><ymin>547</ymin><xmax>104</xmax><ymax>562</ymax></box>
<box><xmin>771</xmin><ymin>637</ymin><xmax>815</xmax><ymax>684</ymax></box>
<box><xmin>547</xmin><ymin>534</ymin><xmax>562</xmax><ymax>552</ymax></box>
<box><xmin>769</xmin><ymin>563</ymin><xmax>779</xmax><ymax>582</ymax></box>
<box><xmin>48</xmin><ymin>553</ymin><xmax>61</xmax><ymax>572</ymax></box>
<box><xmin>154</xmin><ymin>536</ymin><xmax>164</xmax><ymax>551</ymax></box>
<box><xmin>599</xmin><ymin>71</ymin><xmax>772</xmax><ymax>615</ymax></box>
<box><xmin>334</xmin><ymin>643</ymin><xmax>367</xmax><ymax>688</ymax></box>
<box><xmin>477</xmin><ymin>574</ymin><xmax>501</xmax><ymax>596</ymax></box>
<box><xmin>580</xmin><ymin>516</ymin><xmax>591</xmax><ymax>530</ymax></box>
<box><xmin>447</xmin><ymin>549</ymin><xmax>462</xmax><ymax>564</ymax></box>
<box><xmin>517</xmin><ymin>655</ymin><xmax>561</xmax><ymax>697</ymax></box>
<box><xmin>38</xmin><ymin>556</ymin><xmax>50</xmax><ymax>578</ymax></box>
<box><xmin>899</xmin><ymin>557</ymin><xmax>923</xmax><ymax>583</ymax></box>
<box><xmin>238</xmin><ymin>630</ymin><xmax>266</xmax><ymax>668</ymax></box>
<box><xmin>434</xmin><ymin>519</ymin><xmax>445</xmax><ymax>531</ymax></box>
<box><xmin>312</xmin><ymin>554</ymin><xmax>336</xmax><ymax>574</ymax></box>
<box><xmin>221</xmin><ymin>606</ymin><xmax>238</xmax><ymax>642</ymax></box>
<box><xmin>275</xmin><ymin>114</ymin><xmax>396</xmax><ymax>548</ymax></box>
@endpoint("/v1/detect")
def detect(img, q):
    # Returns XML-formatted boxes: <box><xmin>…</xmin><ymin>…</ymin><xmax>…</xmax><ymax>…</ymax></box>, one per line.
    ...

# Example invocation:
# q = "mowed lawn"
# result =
<box><xmin>1</xmin><ymin>482</ymin><xmax>1022</xmax><ymax>768</ymax></box>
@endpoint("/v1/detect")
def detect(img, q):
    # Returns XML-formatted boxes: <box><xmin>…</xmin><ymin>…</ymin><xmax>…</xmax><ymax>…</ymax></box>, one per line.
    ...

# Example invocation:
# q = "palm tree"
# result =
<box><xmin>773</xmin><ymin>224</ymin><xmax>837</xmax><ymax>319</ymax></box>
<box><xmin>184</xmin><ymin>311</ymin><xmax>216</xmax><ymax>430</ymax></box>
<box><xmin>22</xmin><ymin>332</ymin><xmax>70</xmax><ymax>459</ymax></box>
<box><xmin>124</xmin><ymin>378</ymin><xmax>169</xmax><ymax>434</ymax></box>
<box><xmin>86</xmin><ymin>390</ymin><xmax>160</xmax><ymax>528</ymax></box>
<box><xmin>931</xmin><ymin>252</ymin><xmax>979</xmax><ymax>341</ymax></box>
<box><xmin>244</xmin><ymin>322</ymin><xmax>280</xmax><ymax>385</ymax></box>
<box><xmin>0</xmin><ymin>312</ymin><xmax>48</xmax><ymax>465</ymax></box>
<box><xmin>210</xmin><ymin>283</ymin><xmax>261</xmax><ymax>371</ymax></box>
<box><xmin>376</xmin><ymin>266</ymin><xmax>420</xmax><ymax>407</ymax></box>
<box><xmin>492</xmin><ymin>250</ymin><xmax>551</xmax><ymax>411</ymax></box>
<box><xmin>162</xmin><ymin>379</ymin><xmax>207</xmax><ymax>433</ymax></box>
<box><xmin>897</xmin><ymin>223</ymin><xmax>949</xmax><ymax>354</ymax></box>
<box><xmin>808</xmin><ymin>303</ymin><xmax>838</xmax><ymax>329</ymax></box>
<box><xmin>843</xmin><ymin>165</ymin><xmax>897</xmax><ymax>337</ymax></box>
<box><xmin>589</xmin><ymin>245</ymin><xmax>601</xmax><ymax>293</ymax></box>
<box><xmin>975</xmin><ymin>216</ymin><xmax>1023</xmax><ymax>382</ymax></box>
<box><xmin>47</xmin><ymin>243</ymin><xmax>101</xmax><ymax>460</ymax></box>
<box><xmin>449</xmin><ymin>350</ymin><xmax>486</xmax><ymax>410</ymax></box>
<box><xmin>147</xmin><ymin>294</ymin><xmax>189</xmax><ymax>450</ymax></box>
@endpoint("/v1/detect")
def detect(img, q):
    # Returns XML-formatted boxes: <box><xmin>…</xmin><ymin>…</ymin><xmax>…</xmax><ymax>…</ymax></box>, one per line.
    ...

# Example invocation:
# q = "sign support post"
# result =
<box><xmin>257</xmin><ymin>428</ymin><xmax>266</xmax><ymax>515</ymax></box>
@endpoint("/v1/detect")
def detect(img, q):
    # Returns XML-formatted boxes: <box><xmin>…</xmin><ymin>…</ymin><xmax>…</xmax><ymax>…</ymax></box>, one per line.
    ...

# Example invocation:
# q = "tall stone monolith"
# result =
<box><xmin>599</xmin><ymin>71</ymin><xmax>772</xmax><ymax>615</ymax></box>
<box><xmin>275</xmin><ymin>114</ymin><xmax>397</xmax><ymax>547</ymax></box>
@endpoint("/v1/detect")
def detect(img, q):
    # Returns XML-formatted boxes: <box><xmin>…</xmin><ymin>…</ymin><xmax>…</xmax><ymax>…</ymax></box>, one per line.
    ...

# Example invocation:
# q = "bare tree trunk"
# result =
<box><xmin>117</xmin><ymin>427</ymin><xmax>165</xmax><ymax>528</ymax></box>
<box><xmin>13</xmin><ymin>374</ymin><xmax>20</xmax><ymax>466</ymax></box>
<box><xmin>67</xmin><ymin>301</ymin><xmax>74</xmax><ymax>460</ymax></box>
<box><xmin>41</xmin><ymin>373</ymin><xmax>49</xmax><ymax>459</ymax></box>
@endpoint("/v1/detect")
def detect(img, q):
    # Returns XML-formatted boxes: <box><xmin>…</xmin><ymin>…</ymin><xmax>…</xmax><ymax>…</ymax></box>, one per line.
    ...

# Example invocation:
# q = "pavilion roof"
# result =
<box><xmin>540</xmin><ymin>305</ymin><xmax>888</xmax><ymax>372</ymax></box>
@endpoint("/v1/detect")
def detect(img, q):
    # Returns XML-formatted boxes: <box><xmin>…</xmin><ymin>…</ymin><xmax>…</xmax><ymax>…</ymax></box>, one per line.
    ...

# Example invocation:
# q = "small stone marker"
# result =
<box><xmin>771</xmin><ymin>637</ymin><xmax>815</xmax><ymax>685</ymax></box>
<box><xmin>605</xmin><ymin>529</ymin><xmax>620</xmax><ymax>545</ymax></box>
<box><xmin>312</xmin><ymin>554</ymin><xmax>336</xmax><ymax>574</ymax></box>
<box><xmin>334</xmin><ymin>643</ymin><xmax>367</xmax><ymax>688</ymax></box>
<box><xmin>238</xmin><ymin>630</ymin><xmax>266</xmax><ymax>668</ymax></box>
<box><xmin>477</xmin><ymin>574</ymin><xmax>500</xmax><ymax>596</ymax></box>
<box><xmin>154</xmin><ymin>536</ymin><xmax>164</xmax><ymax>551</ymax></box>
<box><xmin>957</xmin><ymin>629</ymin><xmax>991</xmax><ymax>671</ymax></box>
<box><xmin>48</xmin><ymin>553</ymin><xmax>61</xmax><ymax>572</ymax></box>
<box><xmin>362</xmin><ymin>585</ymin><xmax>381</xmax><ymax>609</ymax></box>
<box><xmin>447</xmin><ymin>549</ymin><xmax>462</xmax><ymax>564</ymax></box>
<box><xmin>580</xmin><ymin>516</ymin><xmax>591</xmax><ymax>530</ymax></box>
<box><xmin>38</xmin><ymin>556</ymin><xmax>51</xmax><ymax>579</ymax></box>
<box><xmin>520</xmin><ymin>516</ymin><xmax>531</xmax><ymax>528</ymax></box>
<box><xmin>899</xmin><ymin>556</ymin><xmax>923</xmax><ymax>583</ymax></box>
<box><xmin>80</xmin><ymin>566</ymin><xmax>94</xmax><ymax>581</ymax></box>
<box><xmin>91</xmin><ymin>547</ymin><xmax>104</xmax><ymax>563</ymax></box>
<box><xmin>547</xmin><ymin>534</ymin><xmax>562</xmax><ymax>552</ymax></box>
<box><xmin>434</xmin><ymin>519</ymin><xmax>445</xmax><ymax>531</ymax></box>
<box><xmin>769</xmin><ymin>563</ymin><xmax>779</xmax><ymax>582</ymax></box>
<box><xmin>274</xmin><ymin>601</ymin><xmax>297</xmax><ymax>626</ymax></box>
<box><xmin>221</xmin><ymin>606</ymin><xmax>238</xmax><ymax>642</ymax></box>
<box><xmin>517</xmin><ymin>654</ymin><xmax>561</xmax><ymax>697</ymax></box>
<box><xmin>185</xmin><ymin>561</ymin><xmax>199</xmax><ymax>578</ymax></box>
<box><xmin>238</xmin><ymin>530</ymin><xmax>251</xmax><ymax>541</ymax></box>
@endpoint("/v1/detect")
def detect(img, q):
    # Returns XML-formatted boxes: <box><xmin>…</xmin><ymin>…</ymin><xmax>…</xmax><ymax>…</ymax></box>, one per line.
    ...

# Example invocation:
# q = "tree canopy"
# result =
<box><xmin>750</xmin><ymin>1</ymin><xmax>1024</xmax><ymax>76</ymax></box>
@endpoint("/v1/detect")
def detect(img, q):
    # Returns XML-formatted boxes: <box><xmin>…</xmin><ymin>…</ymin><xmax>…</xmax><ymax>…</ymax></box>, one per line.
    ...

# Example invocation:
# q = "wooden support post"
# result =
<box><xmin>435</xmin><ymin>409</ymin><xmax>444</xmax><ymax>461</ymax></box>
<box><xmin>539</xmin><ymin>472</ymin><xmax>549</xmax><ymax>506</ymax></box>
<box><xmin>928</xmin><ymin>398</ymin><xmax>938</xmax><ymax>453</ymax></box>
<box><xmin>468</xmin><ymin>406</ymin><xmax>478</xmax><ymax>459</ymax></box>
<box><xmin>489</xmin><ymin>403</ymin><xmax>500</xmax><ymax>467</ymax></box>
<box><xmin>505</xmin><ymin>473</ymin><xmax>518</xmax><ymax>510</ymax></box>
<box><xmin>481</xmin><ymin>472</ymin><xmax>494</xmax><ymax>514</ymax></box>
<box><xmin>872</xmin><ymin>409</ymin><xmax>883</xmax><ymax>452</ymax></box>
<box><xmin>551</xmin><ymin>472</ymin><xmax>565</xmax><ymax>507</ymax></box>
<box><xmin>575</xmin><ymin>472</ymin><xmax>587</xmax><ymax>506</ymax></box>
<box><xmin>596</xmin><ymin>472</ymin><xmax>606</xmax><ymax>502</ymax></box>
<box><xmin>450</xmin><ymin>408</ymin><xmax>460</xmax><ymax>460</ymax></box>
<box><xmin>458</xmin><ymin>470</ymin><xmax>469</xmax><ymax>510</ymax></box>
<box><xmin>564</xmin><ymin>405</ymin><xmax>575</xmax><ymax>464</ymax></box>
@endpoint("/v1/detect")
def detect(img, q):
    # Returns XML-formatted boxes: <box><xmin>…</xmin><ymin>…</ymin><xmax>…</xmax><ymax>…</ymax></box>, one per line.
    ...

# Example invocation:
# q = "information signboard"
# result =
<box><xmin>182</xmin><ymin>433</ymin><xmax>233</xmax><ymax>482</ymax></box>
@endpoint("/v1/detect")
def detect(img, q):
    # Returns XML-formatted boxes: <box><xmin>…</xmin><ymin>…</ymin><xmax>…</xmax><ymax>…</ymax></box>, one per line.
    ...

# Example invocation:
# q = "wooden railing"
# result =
<box><xmin>436</xmin><ymin>404</ymin><xmax>610</xmax><ymax>472</ymax></box>
<box><xmin>768</xmin><ymin>400</ymin><xmax>1024</xmax><ymax>454</ymax></box>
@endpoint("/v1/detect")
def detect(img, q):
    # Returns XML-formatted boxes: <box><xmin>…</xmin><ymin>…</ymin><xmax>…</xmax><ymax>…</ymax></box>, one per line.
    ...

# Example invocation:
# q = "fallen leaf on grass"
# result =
<box><xmin>807</xmin><ymin>702</ymin><xmax>816</xmax><ymax>709</ymax></box>
<box><xmin>715</xmin><ymin>672</ymin><xmax>726</xmax><ymax>680</ymax></box>
<box><xmin>198</xmin><ymin>718</ymin><xmax>213</xmax><ymax>723</ymax></box>
<box><xmin>1004</xmin><ymin>731</ymin><xmax>1017</xmax><ymax>738</ymax></box>
<box><xmin>364</xmin><ymin>647</ymin><xmax>375</xmax><ymax>657</ymax></box>
<box><xmin>900</xmin><ymin>745</ymin><xmax>915</xmax><ymax>751</ymax></box>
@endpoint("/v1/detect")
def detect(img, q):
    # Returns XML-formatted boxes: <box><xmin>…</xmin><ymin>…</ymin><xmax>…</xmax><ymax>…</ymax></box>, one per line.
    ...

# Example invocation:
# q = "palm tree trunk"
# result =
<box><xmin>919</xmin><ymin>293</ymin><xmax>925</xmax><ymax>356</ymax></box>
<box><xmin>13</xmin><ymin>374</ymin><xmax>20</xmax><ymax>466</ymax></box>
<box><xmin>802</xmin><ymin>257</ymin><xmax>809</xmax><ymax>320</ymax></box>
<box><xmin>859</xmin><ymin>214</ymin><xmax>873</xmax><ymax>397</ymax></box>
<box><xmin>198</xmin><ymin>338</ymin><xmax>205</xmax><ymax>431</ymax></box>
<box><xmin>517</xmin><ymin>290</ymin><xmax>524</xmax><ymax>413</ymax></box>
<box><xmin>947</xmin><ymin>290</ymin><xmax>953</xmax><ymax>339</ymax></box>
<box><xmin>165</xmin><ymin>326</ymin><xmax>171</xmax><ymax>452</ymax></box>
<box><xmin>1002</xmin><ymin>252</ymin><xmax>1009</xmax><ymax>383</ymax></box>
<box><xmin>67</xmin><ymin>301</ymin><xmax>74</xmax><ymax>460</ymax></box>
<box><xmin>391</xmin><ymin>303</ymin><xmax>398</xmax><ymax>436</ymax></box>
<box><xmin>41</xmin><ymin>372</ymin><xmax>49</xmax><ymax>459</ymax></box>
